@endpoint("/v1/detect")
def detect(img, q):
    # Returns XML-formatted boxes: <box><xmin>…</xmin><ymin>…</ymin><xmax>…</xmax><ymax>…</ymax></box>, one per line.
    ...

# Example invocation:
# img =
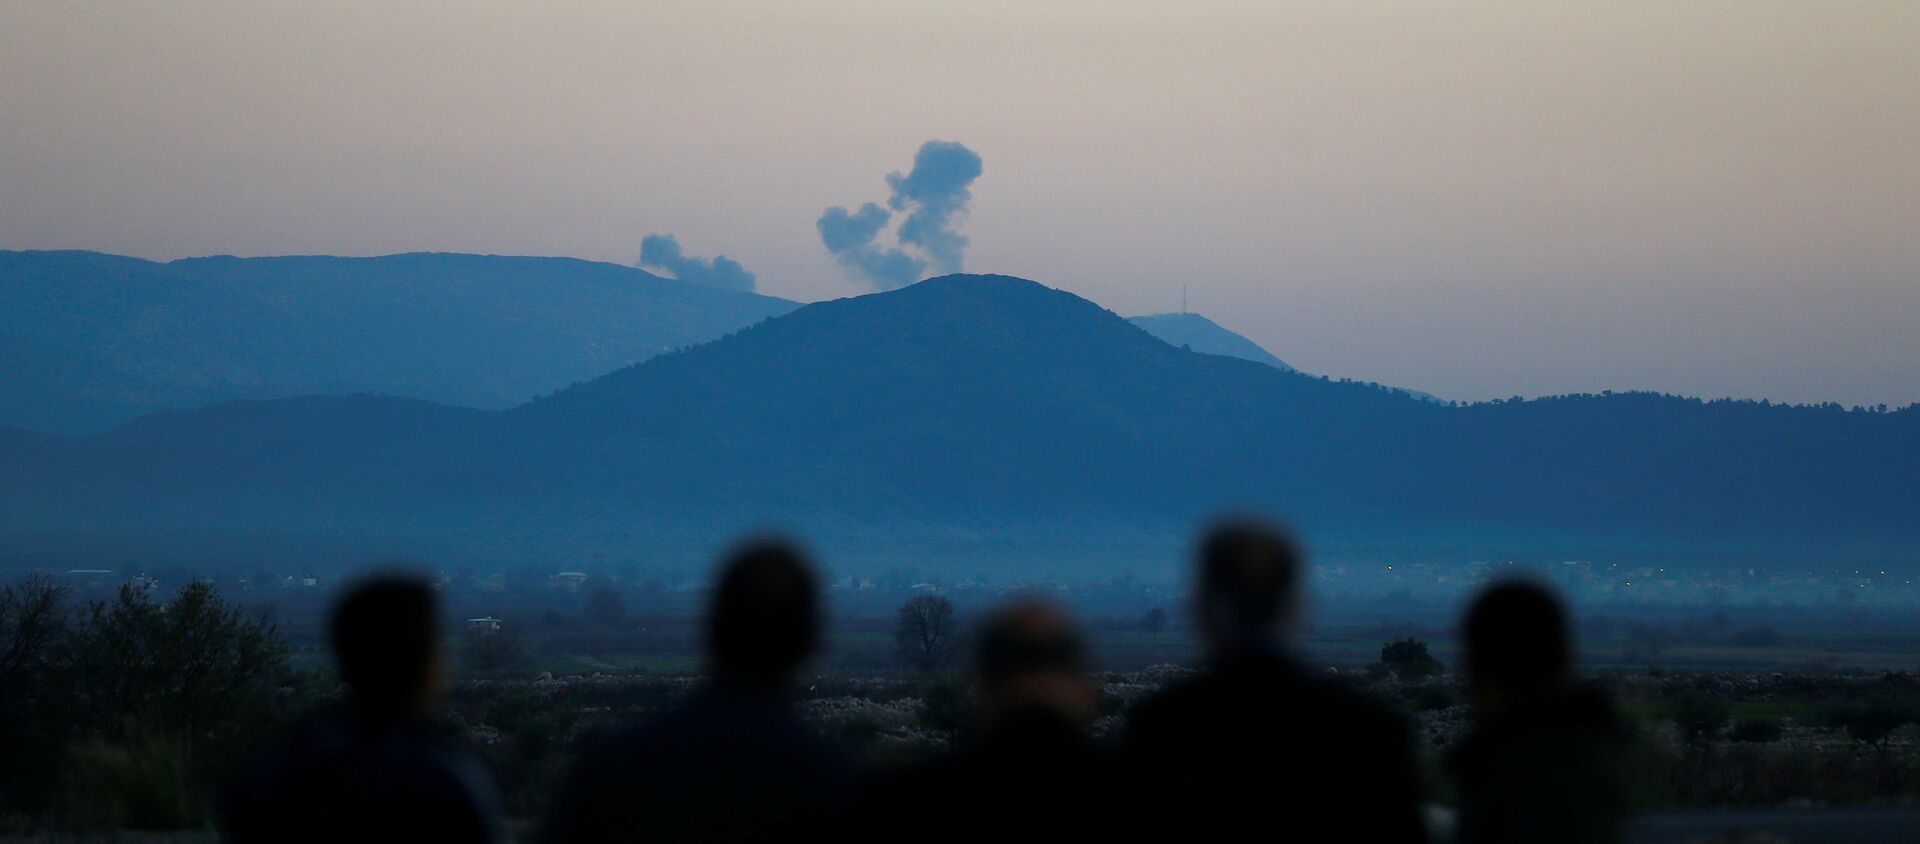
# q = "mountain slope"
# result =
<box><xmin>1128</xmin><ymin>312</ymin><xmax>1295</xmax><ymax>371</ymax></box>
<box><xmin>505</xmin><ymin>275</ymin><xmax>1436</xmax><ymax>527</ymax></box>
<box><xmin>1129</xmin><ymin>311</ymin><xmax>1445</xmax><ymax>403</ymax></box>
<box><xmin>0</xmin><ymin>250</ymin><xmax>799</xmax><ymax>433</ymax></box>
<box><xmin>2</xmin><ymin>274</ymin><xmax>1914</xmax><ymax>560</ymax></box>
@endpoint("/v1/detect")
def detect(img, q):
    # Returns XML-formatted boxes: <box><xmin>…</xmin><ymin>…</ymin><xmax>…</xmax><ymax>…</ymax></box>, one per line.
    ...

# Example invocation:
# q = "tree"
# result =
<box><xmin>0</xmin><ymin>573</ymin><xmax>68</xmax><ymax>692</ymax></box>
<box><xmin>1379</xmin><ymin>638</ymin><xmax>1443</xmax><ymax>678</ymax></box>
<box><xmin>41</xmin><ymin>581</ymin><xmax>288</xmax><ymax>829</ymax></box>
<box><xmin>583</xmin><ymin>586</ymin><xmax>626</xmax><ymax>629</ymax></box>
<box><xmin>1141</xmin><ymin>607</ymin><xmax>1168</xmax><ymax>635</ymax></box>
<box><xmin>894</xmin><ymin>595</ymin><xmax>957</xmax><ymax>673</ymax></box>
<box><xmin>466</xmin><ymin>625</ymin><xmax>531</xmax><ymax>675</ymax></box>
<box><xmin>1</xmin><ymin>574</ymin><xmax>72</xmax><ymax>817</ymax></box>
<box><xmin>62</xmin><ymin>581</ymin><xmax>288</xmax><ymax>740</ymax></box>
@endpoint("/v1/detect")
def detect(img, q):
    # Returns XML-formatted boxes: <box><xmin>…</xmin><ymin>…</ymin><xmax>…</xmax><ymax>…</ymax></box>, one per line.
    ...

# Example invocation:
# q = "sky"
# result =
<box><xmin>2</xmin><ymin>1</ymin><xmax>1915</xmax><ymax>408</ymax></box>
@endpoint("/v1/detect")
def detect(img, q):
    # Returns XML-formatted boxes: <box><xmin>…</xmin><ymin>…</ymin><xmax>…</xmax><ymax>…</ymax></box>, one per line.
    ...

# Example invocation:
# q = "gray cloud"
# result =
<box><xmin>638</xmin><ymin>233</ymin><xmax>756</xmax><ymax>292</ymax></box>
<box><xmin>819</xmin><ymin>140</ymin><xmax>982</xmax><ymax>290</ymax></box>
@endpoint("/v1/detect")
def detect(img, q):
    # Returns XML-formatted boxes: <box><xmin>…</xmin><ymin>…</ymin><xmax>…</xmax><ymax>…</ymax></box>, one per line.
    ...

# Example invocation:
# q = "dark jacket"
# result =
<box><xmin>860</xmin><ymin>706</ymin><xmax>1146</xmax><ymax>844</ymax></box>
<box><xmin>1124</xmin><ymin>649</ymin><xmax>1428</xmax><ymax>842</ymax></box>
<box><xmin>224</xmin><ymin>704</ymin><xmax>503</xmax><ymax>844</ymax></box>
<box><xmin>1449</xmin><ymin>684</ymin><xmax>1633</xmax><ymax>844</ymax></box>
<box><xmin>543</xmin><ymin>676</ymin><xmax>855</xmax><ymax>844</ymax></box>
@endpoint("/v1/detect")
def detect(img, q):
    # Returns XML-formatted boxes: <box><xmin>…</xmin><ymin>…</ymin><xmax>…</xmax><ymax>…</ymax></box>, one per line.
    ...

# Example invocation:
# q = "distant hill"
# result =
<box><xmin>2</xmin><ymin>274</ymin><xmax>1915</xmax><ymax>567</ymax></box>
<box><xmin>1128</xmin><ymin>312</ymin><xmax>1296</xmax><ymax>371</ymax></box>
<box><xmin>0</xmin><ymin>250</ymin><xmax>798</xmax><ymax>433</ymax></box>
<box><xmin>1129</xmin><ymin>311</ymin><xmax>1444</xmax><ymax>404</ymax></box>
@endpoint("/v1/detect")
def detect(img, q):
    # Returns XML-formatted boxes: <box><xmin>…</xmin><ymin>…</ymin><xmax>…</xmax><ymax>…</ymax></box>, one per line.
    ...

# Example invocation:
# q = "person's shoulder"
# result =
<box><xmin>1122</xmin><ymin>668</ymin><xmax>1223</xmax><ymax>746</ymax></box>
<box><xmin>385</xmin><ymin>730</ymin><xmax>504</xmax><ymax>840</ymax></box>
<box><xmin>378</xmin><ymin>726</ymin><xmax>501</xmax><ymax>799</ymax></box>
<box><xmin>1304</xmin><ymin>671</ymin><xmax>1412</xmax><ymax>731</ymax></box>
<box><xmin>1125</xmin><ymin>674</ymin><xmax>1186</xmax><ymax>724</ymax></box>
<box><xmin>1143</xmin><ymin>667</ymin><xmax>1226</xmax><ymax>711</ymax></box>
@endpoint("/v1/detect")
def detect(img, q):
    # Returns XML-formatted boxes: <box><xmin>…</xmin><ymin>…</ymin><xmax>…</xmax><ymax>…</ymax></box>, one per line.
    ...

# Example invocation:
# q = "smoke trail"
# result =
<box><xmin>818</xmin><ymin>140</ymin><xmax>982</xmax><ymax>290</ymax></box>
<box><xmin>639</xmin><ymin>234</ymin><xmax>757</xmax><ymax>293</ymax></box>
<box><xmin>885</xmin><ymin>141</ymin><xmax>982</xmax><ymax>273</ymax></box>
<box><xmin>816</xmin><ymin>203</ymin><xmax>924</xmax><ymax>289</ymax></box>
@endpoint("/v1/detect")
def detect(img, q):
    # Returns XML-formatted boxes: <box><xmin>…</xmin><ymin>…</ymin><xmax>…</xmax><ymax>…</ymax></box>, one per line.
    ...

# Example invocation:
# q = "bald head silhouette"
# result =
<box><xmin>330</xmin><ymin>575</ymin><xmax>442</xmax><ymax>720</ymax></box>
<box><xmin>1463</xmin><ymin>580</ymin><xmax>1573</xmax><ymax>713</ymax></box>
<box><xmin>1193</xmin><ymin>519</ymin><xmax>1301</xmax><ymax>653</ymax></box>
<box><xmin>706</xmin><ymin>539</ymin><xmax>821</xmax><ymax>682</ymax></box>
<box><xmin>973</xmin><ymin>600</ymin><xmax>1096</xmax><ymax>726</ymax></box>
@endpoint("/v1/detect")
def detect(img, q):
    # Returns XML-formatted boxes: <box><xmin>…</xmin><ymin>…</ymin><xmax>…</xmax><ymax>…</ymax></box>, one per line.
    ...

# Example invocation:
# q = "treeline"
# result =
<box><xmin>1458</xmin><ymin>389</ymin><xmax>1917</xmax><ymax>414</ymax></box>
<box><xmin>0</xmin><ymin>576</ymin><xmax>292</xmax><ymax>829</ymax></box>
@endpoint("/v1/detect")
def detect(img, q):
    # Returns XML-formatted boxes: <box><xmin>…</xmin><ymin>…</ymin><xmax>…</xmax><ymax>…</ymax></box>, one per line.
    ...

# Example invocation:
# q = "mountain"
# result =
<box><xmin>1128</xmin><ymin>312</ymin><xmax>1296</xmax><ymax>371</ymax></box>
<box><xmin>0</xmin><ymin>250</ymin><xmax>798</xmax><ymax>433</ymax></box>
<box><xmin>1129</xmin><ymin>311</ymin><xmax>1445</xmax><ymax>404</ymax></box>
<box><xmin>2</xmin><ymin>274</ymin><xmax>1915</xmax><ymax>568</ymax></box>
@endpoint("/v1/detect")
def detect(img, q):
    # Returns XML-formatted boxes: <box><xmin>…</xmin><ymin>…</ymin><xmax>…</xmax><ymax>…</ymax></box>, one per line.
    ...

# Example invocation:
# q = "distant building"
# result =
<box><xmin>467</xmin><ymin>617</ymin><xmax>502</xmax><ymax>632</ymax></box>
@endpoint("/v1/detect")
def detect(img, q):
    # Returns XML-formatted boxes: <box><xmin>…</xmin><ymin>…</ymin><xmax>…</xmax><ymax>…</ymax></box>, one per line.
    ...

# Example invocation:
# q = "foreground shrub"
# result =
<box><xmin>1727</xmin><ymin>717</ymin><xmax>1783</xmax><ymax>744</ymax></box>
<box><xmin>1380</xmin><ymin>638</ymin><xmax>1443</xmax><ymax>679</ymax></box>
<box><xmin>61</xmin><ymin>731</ymin><xmax>197</xmax><ymax>831</ymax></box>
<box><xmin>1672</xmin><ymin>692</ymin><xmax>1731</xmax><ymax>744</ymax></box>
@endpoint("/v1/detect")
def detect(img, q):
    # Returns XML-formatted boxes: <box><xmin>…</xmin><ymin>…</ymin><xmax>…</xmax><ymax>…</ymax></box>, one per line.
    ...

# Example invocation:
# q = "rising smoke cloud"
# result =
<box><xmin>818</xmin><ymin>141</ymin><xmax>982</xmax><ymax>290</ymax></box>
<box><xmin>639</xmin><ymin>234</ymin><xmax>757</xmax><ymax>292</ymax></box>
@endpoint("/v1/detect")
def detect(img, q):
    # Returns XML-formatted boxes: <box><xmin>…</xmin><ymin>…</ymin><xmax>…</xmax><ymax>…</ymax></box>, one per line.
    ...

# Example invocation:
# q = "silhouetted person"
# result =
<box><xmin>860</xmin><ymin>601</ymin><xmax>1142</xmax><ymax>843</ymax></box>
<box><xmin>544</xmin><ymin>540</ymin><xmax>853</xmax><ymax>844</ymax></box>
<box><xmin>224</xmin><ymin>576</ymin><xmax>503</xmax><ymax>843</ymax></box>
<box><xmin>1124</xmin><ymin>520</ymin><xmax>1427</xmax><ymax>842</ymax></box>
<box><xmin>1451</xmin><ymin>581</ymin><xmax>1631</xmax><ymax>844</ymax></box>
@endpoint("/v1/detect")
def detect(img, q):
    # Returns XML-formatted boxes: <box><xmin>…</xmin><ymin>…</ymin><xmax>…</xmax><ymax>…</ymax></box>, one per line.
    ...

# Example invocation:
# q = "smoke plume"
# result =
<box><xmin>818</xmin><ymin>140</ymin><xmax>982</xmax><ymax>290</ymax></box>
<box><xmin>639</xmin><ymin>234</ymin><xmax>757</xmax><ymax>292</ymax></box>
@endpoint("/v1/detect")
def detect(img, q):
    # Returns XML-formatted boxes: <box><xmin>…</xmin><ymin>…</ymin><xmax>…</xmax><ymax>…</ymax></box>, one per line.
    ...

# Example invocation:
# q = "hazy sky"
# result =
<box><xmin>3</xmin><ymin>2</ymin><xmax>1915</xmax><ymax>407</ymax></box>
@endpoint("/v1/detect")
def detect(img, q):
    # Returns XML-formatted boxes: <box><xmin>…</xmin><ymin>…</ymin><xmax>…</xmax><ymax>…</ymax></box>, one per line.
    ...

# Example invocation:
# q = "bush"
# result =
<box><xmin>465</xmin><ymin>627</ymin><xmax>532</xmax><ymax>676</ymax></box>
<box><xmin>1414</xmin><ymin>684</ymin><xmax>1456</xmax><ymax>712</ymax></box>
<box><xmin>62</xmin><ymin>582</ymin><xmax>288</xmax><ymax>739</ymax></box>
<box><xmin>915</xmin><ymin>675</ymin><xmax>970</xmax><ymax>737</ymax></box>
<box><xmin>1380</xmin><ymin>638</ymin><xmax>1443</xmax><ymax>679</ymax></box>
<box><xmin>835</xmin><ymin>712</ymin><xmax>885</xmax><ymax>747</ymax></box>
<box><xmin>61</xmin><ymin>731</ymin><xmax>198</xmax><ymax>831</ymax></box>
<box><xmin>1728</xmin><ymin>717</ymin><xmax>1783</xmax><ymax>743</ymax></box>
<box><xmin>1823</xmin><ymin>699</ymin><xmax>1920</xmax><ymax>746</ymax></box>
<box><xmin>1672</xmin><ymin>692</ymin><xmax>1731</xmax><ymax>743</ymax></box>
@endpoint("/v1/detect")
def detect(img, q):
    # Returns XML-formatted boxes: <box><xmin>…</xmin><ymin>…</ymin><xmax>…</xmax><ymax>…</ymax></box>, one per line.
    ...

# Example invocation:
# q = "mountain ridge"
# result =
<box><xmin>2</xmin><ymin>272</ymin><xmax>1914</xmax><ymax>566</ymax></box>
<box><xmin>0</xmin><ymin>249</ymin><xmax>800</xmax><ymax>433</ymax></box>
<box><xmin>1128</xmin><ymin>312</ymin><xmax>1296</xmax><ymax>371</ymax></box>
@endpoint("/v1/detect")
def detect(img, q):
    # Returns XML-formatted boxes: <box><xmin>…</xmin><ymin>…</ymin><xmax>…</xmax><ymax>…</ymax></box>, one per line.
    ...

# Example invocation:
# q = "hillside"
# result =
<box><xmin>0</xmin><ymin>250</ymin><xmax>798</xmax><ymax>433</ymax></box>
<box><xmin>2</xmin><ymin>273</ymin><xmax>1915</xmax><ymax>565</ymax></box>
<box><xmin>1129</xmin><ymin>311</ymin><xmax>1444</xmax><ymax>403</ymax></box>
<box><xmin>1128</xmin><ymin>312</ymin><xmax>1296</xmax><ymax>371</ymax></box>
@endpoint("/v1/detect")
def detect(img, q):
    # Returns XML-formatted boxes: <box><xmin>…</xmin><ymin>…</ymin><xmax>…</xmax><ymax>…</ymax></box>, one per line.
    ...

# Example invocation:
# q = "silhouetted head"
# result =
<box><xmin>1462</xmin><ymin>580</ymin><xmax>1573</xmax><ymax>714</ymax></box>
<box><xmin>1193</xmin><ymin>519</ymin><xmax>1302</xmax><ymax>654</ymax></box>
<box><xmin>706</xmin><ymin>539</ymin><xmax>821</xmax><ymax>683</ymax></box>
<box><xmin>331</xmin><ymin>575</ymin><xmax>443</xmax><ymax>720</ymax></box>
<box><xmin>973</xmin><ymin>600</ymin><xmax>1096</xmax><ymax>726</ymax></box>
